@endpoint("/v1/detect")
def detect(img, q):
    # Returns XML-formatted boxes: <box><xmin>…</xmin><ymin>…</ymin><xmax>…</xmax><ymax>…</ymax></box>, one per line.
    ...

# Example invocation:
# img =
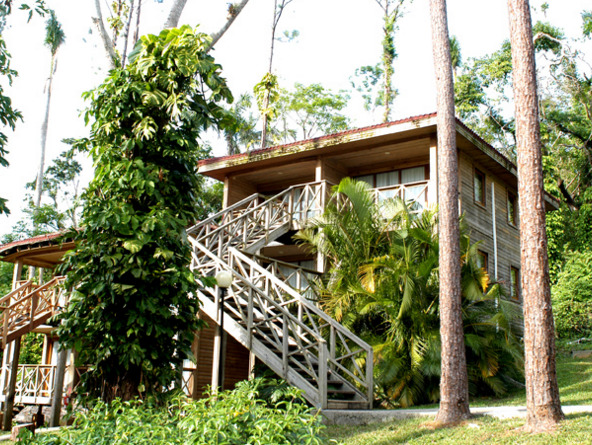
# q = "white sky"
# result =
<box><xmin>0</xmin><ymin>0</ymin><xmax>589</xmax><ymax>236</ymax></box>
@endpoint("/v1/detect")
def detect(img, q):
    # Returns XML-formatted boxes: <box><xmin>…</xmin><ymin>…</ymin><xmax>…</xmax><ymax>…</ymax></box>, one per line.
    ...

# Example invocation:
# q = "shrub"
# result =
<box><xmin>17</xmin><ymin>379</ymin><xmax>327</xmax><ymax>445</ymax></box>
<box><xmin>552</xmin><ymin>250</ymin><xmax>592</xmax><ymax>339</ymax></box>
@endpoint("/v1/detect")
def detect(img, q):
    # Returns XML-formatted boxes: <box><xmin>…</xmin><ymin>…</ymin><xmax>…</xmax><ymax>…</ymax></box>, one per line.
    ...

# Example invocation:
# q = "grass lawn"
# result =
<box><xmin>325</xmin><ymin>352</ymin><xmax>592</xmax><ymax>444</ymax></box>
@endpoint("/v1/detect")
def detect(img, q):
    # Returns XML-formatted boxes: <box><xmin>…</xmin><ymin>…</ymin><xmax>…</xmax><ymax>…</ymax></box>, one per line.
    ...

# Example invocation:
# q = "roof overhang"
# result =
<box><xmin>198</xmin><ymin>113</ymin><xmax>439</xmax><ymax>181</ymax></box>
<box><xmin>0</xmin><ymin>232</ymin><xmax>75</xmax><ymax>268</ymax></box>
<box><xmin>198</xmin><ymin>113</ymin><xmax>560</xmax><ymax>212</ymax></box>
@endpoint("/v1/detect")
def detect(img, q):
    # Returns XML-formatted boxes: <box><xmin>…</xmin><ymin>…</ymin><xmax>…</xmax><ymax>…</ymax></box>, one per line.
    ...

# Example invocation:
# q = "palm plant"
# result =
<box><xmin>296</xmin><ymin>178</ymin><xmax>523</xmax><ymax>407</ymax></box>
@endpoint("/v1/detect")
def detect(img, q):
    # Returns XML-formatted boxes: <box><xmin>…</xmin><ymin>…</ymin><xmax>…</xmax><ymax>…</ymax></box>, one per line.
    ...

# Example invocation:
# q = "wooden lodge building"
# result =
<box><xmin>0</xmin><ymin>113</ymin><xmax>558</xmax><ymax>426</ymax></box>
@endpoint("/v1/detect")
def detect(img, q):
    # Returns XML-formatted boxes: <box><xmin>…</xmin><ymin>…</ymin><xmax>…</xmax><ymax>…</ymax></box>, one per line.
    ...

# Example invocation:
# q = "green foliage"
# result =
<box><xmin>278</xmin><ymin>83</ymin><xmax>350</xmax><ymax>141</ymax></box>
<box><xmin>179</xmin><ymin>379</ymin><xmax>326</xmax><ymax>444</ymax></box>
<box><xmin>0</xmin><ymin>36</ymin><xmax>22</xmax><ymax>215</ymax></box>
<box><xmin>17</xmin><ymin>380</ymin><xmax>327</xmax><ymax>444</ymax></box>
<box><xmin>0</xmin><ymin>261</ymin><xmax>12</xmax><ymax>296</ymax></box>
<box><xmin>297</xmin><ymin>179</ymin><xmax>523</xmax><ymax>407</ymax></box>
<box><xmin>221</xmin><ymin>93</ymin><xmax>260</xmax><ymax>155</ymax></box>
<box><xmin>0</xmin><ymin>1</ymin><xmax>46</xmax><ymax>215</ymax></box>
<box><xmin>57</xmin><ymin>26</ymin><xmax>233</xmax><ymax>401</ymax></box>
<box><xmin>44</xmin><ymin>9</ymin><xmax>65</xmax><ymax>56</ymax></box>
<box><xmin>2</xmin><ymin>148</ymin><xmax>83</xmax><ymax>241</ymax></box>
<box><xmin>19</xmin><ymin>333</ymin><xmax>43</xmax><ymax>364</ymax></box>
<box><xmin>552</xmin><ymin>250</ymin><xmax>592</xmax><ymax>339</ymax></box>
<box><xmin>254</xmin><ymin>72</ymin><xmax>280</xmax><ymax>121</ymax></box>
<box><xmin>350</xmin><ymin>64</ymin><xmax>384</xmax><ymax>112</ymax></box>
<box><xmin>582</xmin><ymin>10</ymin><xmax>592</xmax><ymax>38</ymax></box>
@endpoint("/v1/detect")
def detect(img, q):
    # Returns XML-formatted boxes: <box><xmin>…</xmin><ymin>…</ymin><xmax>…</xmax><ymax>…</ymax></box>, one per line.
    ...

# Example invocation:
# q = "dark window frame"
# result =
<box><xmin>510</xmin><ymin>266</ymin><xmax>520</xmax><ymax>301</ymax></box>
<box><xmin>476</xmin><ymin>250</ymin><xmax>489</xmax><ymax>273</ymax></box>
<box><xmin>474</xmin><ymin>167</ymin><xmax>486</xmax><ymax>207</ymax></box>
<box><xmin>507</xmin><ymin>190</ymin><xmax>518</xmax><ymax>227</ymax></box>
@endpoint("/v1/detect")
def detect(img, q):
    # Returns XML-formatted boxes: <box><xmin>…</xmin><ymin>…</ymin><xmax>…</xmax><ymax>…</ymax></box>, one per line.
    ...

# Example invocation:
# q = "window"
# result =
<box><xmin>474</xmin><ymin>168</ymin><xmax>486</xmax><ymax>206</ymax></box>
<box><xmin>507</xmin><ymin>191</ymin><xmax>517</xmax><ymax>226</ymax></box>
<box><xmin>510</xmin><ymin>266</ymin><xmax>520</xmax><ymax>301</ymax></box>
<box><xmin>354</xmin><ymin>166</ymin><xmax>427</xmax><ymax>205</ymax></box>
<box><xmin>476</xmin><ymin>250</ymin><xmax>488</xmax><ymax>273</ymax></box>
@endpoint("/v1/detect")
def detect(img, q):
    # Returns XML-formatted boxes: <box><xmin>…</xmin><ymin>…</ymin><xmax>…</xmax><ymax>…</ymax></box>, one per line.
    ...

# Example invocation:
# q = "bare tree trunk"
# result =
<box><xmin>133</xmin><ymin>0</ymin><xmax>142</xmax><ymax>47</ymax></box>
<box><xmin>93</xmin><ymin>0</ymin><xmax>117</xmax><ymax>69</ymax></box>
<box><xmin>207</xmin><ymin>0</ymin><xmax>251</xmax><ymax>51</ymax></box>
<box><xmin>507</xmin><ymin>0</ymin><xmax>563</xmax><ymax>433</ymax></box>
<box><xmin>429</xmin><ymin>0</ymin><xmax>470</xmax><ymax>425</ymax></box>
<box><xmin>121</xmin><ymin>0</ymin><xmax>136</xmax><ymax>69</ymax></box>
<box><xmin>35</xmin><ymin>57</ymin><xmax>56</xmax><ymax>208</ymax></box>
<box><xmin>163</xmin><ymin>0</ymin><xmax>187</xmax><ymax>29</ymax></box>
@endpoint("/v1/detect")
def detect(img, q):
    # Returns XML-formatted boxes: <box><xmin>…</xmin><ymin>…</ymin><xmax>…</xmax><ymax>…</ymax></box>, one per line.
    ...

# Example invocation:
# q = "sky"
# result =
<box><xmin>0</xmin><ymin>0</ymin><xmax>589</xmax><ymax>236</ymax></box>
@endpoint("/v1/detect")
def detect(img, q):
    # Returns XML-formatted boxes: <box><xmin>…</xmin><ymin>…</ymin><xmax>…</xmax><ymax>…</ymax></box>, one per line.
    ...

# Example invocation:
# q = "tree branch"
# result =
<box><xmin>207</xmin><ymin>0</ymin><xmax>251</xmax><ymax>52</ymax></box>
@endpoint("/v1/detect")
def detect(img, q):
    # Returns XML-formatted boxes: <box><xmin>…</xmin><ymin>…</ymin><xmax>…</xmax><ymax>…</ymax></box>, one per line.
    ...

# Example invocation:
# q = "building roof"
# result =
<box><xmin>0</xmin><ymin>231</ymin><xmax>75</xmax><ymax>268</ymax></box>
<box><xmin>198</xmin><ymin>112</ymin><xmax>559</xmax><ymax>210</ymax></box>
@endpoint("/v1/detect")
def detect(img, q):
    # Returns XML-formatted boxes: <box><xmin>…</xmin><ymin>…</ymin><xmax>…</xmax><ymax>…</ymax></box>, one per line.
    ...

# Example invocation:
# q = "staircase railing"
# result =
<box><xmin>0</xmin><ymin>276</ymin><xmax>66</xmax><ymax>348</ymax></box>
<box><xmin>189</xmin><ymin>240</ymin><xmax>373</xmax><ymax>408</ymax></box>
<box><xmin>187</xmin><ymin>181</ymin><xmax>330</xmax><ymax>257</ymax></box>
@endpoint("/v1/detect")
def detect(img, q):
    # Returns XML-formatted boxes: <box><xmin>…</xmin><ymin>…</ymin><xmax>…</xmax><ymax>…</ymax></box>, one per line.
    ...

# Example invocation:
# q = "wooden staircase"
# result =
<box><xmin>187</xmin><ymin>182</ymin><xmax>374</xmax><ymax>409</ymax></box>
<box><xmin>0</xmin><ymin>277</ymin><xmax>66</xmax><ymax>349</ymax></box>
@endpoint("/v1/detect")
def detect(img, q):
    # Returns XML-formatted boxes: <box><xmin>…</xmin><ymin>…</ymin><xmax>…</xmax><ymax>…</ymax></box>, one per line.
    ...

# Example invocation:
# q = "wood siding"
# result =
<box><xmin>458</xmin><ymin>152</ymin><xmax>521</xmax><ymax>297</ymax></box>
<box><xmin>190</xmin><ymin>312</ymin><xmax>250</xmax><ymax>399</ymax></box>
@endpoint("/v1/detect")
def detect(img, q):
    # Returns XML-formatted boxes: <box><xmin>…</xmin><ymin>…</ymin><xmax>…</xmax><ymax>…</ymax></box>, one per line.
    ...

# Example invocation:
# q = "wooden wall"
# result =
<box><xmin>458</xmin><ymin>152</ymin><xmax>521</xmax><ymax>298</ymax></box>
<box><xmin>189</xmin><ymin>312</ymin><xmax>250</xmax><ymax>399</ymax></box>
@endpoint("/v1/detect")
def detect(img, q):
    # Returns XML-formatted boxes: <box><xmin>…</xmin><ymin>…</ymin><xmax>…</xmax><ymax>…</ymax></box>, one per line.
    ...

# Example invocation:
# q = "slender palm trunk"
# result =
<box><xmin>35</xmin><ymin>56</ymin><xmax>56</xmax><ymax>208</ymax></box>
<box><xmin>429</xmin><ymin>0</ymin><xmax>470</xmax><ymax>424</ymax></box>
<box><xmin>507</xmin><ymin>0</ymin><xmax>563</xmax><ymax>432</ymax></box>
<box><xmin>260</xmin><ymin>0</ymin><xmax>279</xmax><ymax>150</ymax></box>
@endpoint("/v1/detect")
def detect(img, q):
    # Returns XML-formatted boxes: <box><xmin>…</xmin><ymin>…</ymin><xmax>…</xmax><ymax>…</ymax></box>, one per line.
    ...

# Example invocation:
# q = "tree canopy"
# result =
<box><xmin>57</xmin><ymin>26</ymin><xmax>233</xmax><ymax>401</ymax></box>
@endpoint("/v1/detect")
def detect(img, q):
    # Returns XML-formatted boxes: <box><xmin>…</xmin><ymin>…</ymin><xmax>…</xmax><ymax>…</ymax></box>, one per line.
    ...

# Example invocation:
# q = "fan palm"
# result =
<box><xmin>296</xmin><ymin>178</ymin><xmax>523</xmax><ymax>407</ymax></box>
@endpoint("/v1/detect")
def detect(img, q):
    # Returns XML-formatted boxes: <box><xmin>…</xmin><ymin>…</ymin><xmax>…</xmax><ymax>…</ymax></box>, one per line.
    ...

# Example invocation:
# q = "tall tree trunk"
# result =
<box><xmin>507</xmin><ymin>0</ymin><xmax>563</xmax><ymax>432</ymax></box>
<box><xmin>163</xmin><ymin>0</ymin><xmax>188</xmax><ymax>29</ymax></box>
<box><xmin>429</xmin><ymin>0</ymin><xmax>470</xmax><ymax>424</ymax></box>
<box><xmin>35</xmin><ymin>57</ymin><xmax>56</xmax><ymax>208</ymax></box>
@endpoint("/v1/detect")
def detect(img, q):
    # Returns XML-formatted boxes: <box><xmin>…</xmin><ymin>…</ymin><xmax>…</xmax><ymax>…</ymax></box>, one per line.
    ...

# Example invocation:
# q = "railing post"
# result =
<box><xmin>366</xmin><ymin>347</ymin><xmax>374</xmax><ymax>409</ymax></box>
<box><xmin>30</xmin><ymin>291</ymin><xmax>39</xmax><ymax>329</ymax></box>
<box><xmin>329</xmin><ymin>326</ymin><xmax>336</xmax><ymax>370</ymax></box>
<box><xmin>288</xmin><ymin>189</ymin><xmax>294</xmax><ymax>223</ymax></box>
<box><xmin>282</xmin><ymin>314</ymin><xmax>289</xmax><ymax>376</ymax></box>
<box><xmin>247</xmin><ymin>288</ymin><xmax>253</xmax><ymax>350</ymax></box>
<box><xmin>319</xmin><ymin>340</ymin><xmax>328</xmax><ymax>410</ymax></box>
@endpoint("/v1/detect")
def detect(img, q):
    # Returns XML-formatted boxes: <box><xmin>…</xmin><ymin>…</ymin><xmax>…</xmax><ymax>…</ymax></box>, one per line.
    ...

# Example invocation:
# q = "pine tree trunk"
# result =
<box><xmin>507</xmin><ymin>0</ymin><xmax>563</xmax><ymax>432</ymax></box>
<box><xmin>429</xmin><ymin>0</ymin><xmax>470</xmax><ymax>424</ymax></box>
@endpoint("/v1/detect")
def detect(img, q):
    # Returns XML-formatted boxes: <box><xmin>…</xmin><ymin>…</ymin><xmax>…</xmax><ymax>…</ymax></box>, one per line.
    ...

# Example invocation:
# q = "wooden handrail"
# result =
<box><xmin>0</xmin><ymin>281</ymin><xmax>33</xmax><ymax>308</ymax></box>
